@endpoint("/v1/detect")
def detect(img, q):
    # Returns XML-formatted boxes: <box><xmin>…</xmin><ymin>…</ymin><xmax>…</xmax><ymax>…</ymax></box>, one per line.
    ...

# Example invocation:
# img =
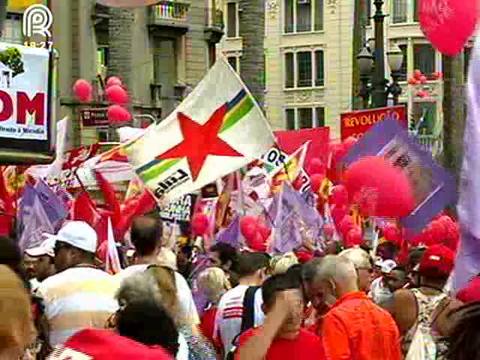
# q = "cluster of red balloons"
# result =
<box><xmin>382</xmin><ymin>223</ymin><xmax>402</xmax><ymax>246</ymax></box>
<box><xmin>327</xmin><ymin>137</ymin><xmax>358</xmax><ymax>183</ymax></box>
<box><xmin>72</xmin><ymin>76</ymin><xmax>132</xmax><ymax>126</ymax></box>
<box><xmin>308</xmin><ymin>158</ymin><xmax>326</xmax><ymax>193</ymax></box>
<box><xmin>412</xmin><ymin>215</ymin><xmax>459</xmax><ymax>251</ymax></box>
<box><xmin>240</xmin><ymin>216</ymin><xmax>271</xmax><ymax>252</ymax></box>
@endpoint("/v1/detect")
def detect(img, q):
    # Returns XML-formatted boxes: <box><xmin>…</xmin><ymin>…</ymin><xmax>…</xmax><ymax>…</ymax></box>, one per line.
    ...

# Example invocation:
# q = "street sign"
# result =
<box><xmin>340</xmin><ymin>105</ymin><xmax>407</xmax><ymax>140</ymax></box>
<box><xmin>80</xmin><ymin>108</ymin><xmax>109</xmax><ymax>127</ymax></box>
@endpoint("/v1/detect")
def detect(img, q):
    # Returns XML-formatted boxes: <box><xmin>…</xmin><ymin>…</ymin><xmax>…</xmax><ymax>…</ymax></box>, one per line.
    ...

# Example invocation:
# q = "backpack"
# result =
<box><xmin>405</xmin><ymin>290</ymin><xmax>449</xmax><ymax>360</ymax></box>
<box><xmin>225</xmin><ymin>286</ymin><xmax>260</xmax><ymax>360</ymax></box>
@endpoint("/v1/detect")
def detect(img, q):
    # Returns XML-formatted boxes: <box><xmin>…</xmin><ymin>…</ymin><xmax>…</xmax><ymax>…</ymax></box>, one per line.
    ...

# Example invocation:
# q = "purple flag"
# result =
<box><xmin>453</xmin><ymin>35</ymin><xmax>480</xmax><ymax>292</ymax></box>
<box><xmin>34</xmin><ymin>180</ymin><xmax>68</xmax><ymax>230</ymax></box>
<box><xmin>268</xmin><ymin>184</ymin><xmax>323</xmax><ymax>254</ymax></box>
<box><xmin>215</xmin><ymin>215</ymin><xmax>241</xmax><ymax>248</ymax></box>
<box><xmin>18</xmin><ymin>195</ymin><xmax>55</xmax><ymax>251</ymax></box>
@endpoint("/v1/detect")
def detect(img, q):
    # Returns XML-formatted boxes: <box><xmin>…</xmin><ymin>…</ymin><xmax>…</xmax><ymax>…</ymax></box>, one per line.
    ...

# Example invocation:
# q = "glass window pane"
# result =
<box><xmin>286</xmin><ymin>109</ymin><xmax>295</xmax><ymax>129</ymax></box>
<box><xmin>285</xmin><ymin>53</ymin><xmax>294</xmax><ymax>88</ymax></box>
<box><xmin>315</xmin><ymin>107</ymin><xmax>325</xmax><ymax>127</ymax></box>
<box><xmin>414</xmin><ymin>44</ymin><xmax>435</xmax><ymax>77</ymax></box>
<box><xmin>392</xmin><ymin>0</ymin><xmax>407</xmax><ymax>23</ymax></box>
<box><xmin>228</xmin><ymin>56</ymin><xmax>237</xmax><ymax>72</ymax></box>
<box><xmin>296</xmin><ymin>1</ymin><xmax>312</xmax><ymax>32</ymax></box>
<box><xmin>413</xmin><ymin>0</ymin><xmax>419</xmax><ymax>22</ymax></box>
<box><xmin>227</xmin><ymin>2</ymin><xmax>237</xmax><ymax>37</ymax></box>
<box><xmin>398</xmin><ymin>44</ymin><xmax>407</xmax><ymax>81</ymax></box>
<box><xmin>297</xmin><ymin>51</ymin><xmax>312</xmax><ymax>88</ymax></box>
<box><xmin>315</xmin><ymin>50</ymin><xmax>324</xmax><ymax>86</ymax></box>
<box><xmin>285</xmin><ymin>0</ymin><xmax>294</xmax><ymax>33</ymax></box>
<box><xmin>298</xmin><ymin>108</ymin><xmax>313</xmax><ymax>128</ymax></box>
<box><xmin>314</xmin><ymin>0</ymin><xmax>323</xmax><ymax>31</ymax></box>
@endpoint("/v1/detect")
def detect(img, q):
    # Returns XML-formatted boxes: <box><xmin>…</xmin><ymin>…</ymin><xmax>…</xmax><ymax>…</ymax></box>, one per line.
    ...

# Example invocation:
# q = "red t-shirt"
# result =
<box><xmin>200</xmin><ymin>307</ymin><xmax>217</xmax><ymax>345</ymax></box>
<box><xmin>236</xmin><ymin>327</ymin><xmax>325</xmax><ymax>360</ymax></box>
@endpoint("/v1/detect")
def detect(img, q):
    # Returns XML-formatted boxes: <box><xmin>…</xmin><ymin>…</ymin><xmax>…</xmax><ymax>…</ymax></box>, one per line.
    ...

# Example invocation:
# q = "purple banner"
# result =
<box><xmin>342</xmin><ymin>118</ymin><xmax>456</xmax><ymax>233</ymax></box>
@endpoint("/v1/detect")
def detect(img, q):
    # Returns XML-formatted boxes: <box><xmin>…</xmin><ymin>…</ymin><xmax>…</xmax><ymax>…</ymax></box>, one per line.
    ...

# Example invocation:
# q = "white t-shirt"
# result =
<box><xmin>115</xmin><ymin>264</ymin><xmax>200</xmax><ymax>325</ymax></box>
<box><xmin>38</xmin><ymin>267</ymin><xmax>118</xmax><ymax>346</ymax></box>
<box><xmin>214</xmin><ymin>285</ymin><xmax>264</xmax><ymax>355</ymax></box>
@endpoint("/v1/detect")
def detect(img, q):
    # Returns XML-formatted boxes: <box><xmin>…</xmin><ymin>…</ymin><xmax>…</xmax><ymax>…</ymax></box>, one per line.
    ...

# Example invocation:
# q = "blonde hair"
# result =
<box><xmin>196</xmin><ymin>267</ymin><xmax>231</xmax><ymax>304</ymax></box>
<box><xmin>146</xmin><ymin>266</ymin><xmax>179</xmax><ymax>318</ymax></box>
<box><xmin>0</xmin><ymin>265</ymin><xmax>35</xmax><ymax>353</ymax></box>
<box><xmin>269</xmin><ymin>253</ymin><xmax>299</xmax><ymax>275</ymax></box>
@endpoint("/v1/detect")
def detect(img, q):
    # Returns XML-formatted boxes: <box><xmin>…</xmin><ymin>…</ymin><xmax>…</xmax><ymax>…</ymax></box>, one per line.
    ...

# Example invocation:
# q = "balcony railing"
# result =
<box><xmin>150</xmin><ymin>1</ymin><xmax>189</xmax><ymax>23</ymax></box>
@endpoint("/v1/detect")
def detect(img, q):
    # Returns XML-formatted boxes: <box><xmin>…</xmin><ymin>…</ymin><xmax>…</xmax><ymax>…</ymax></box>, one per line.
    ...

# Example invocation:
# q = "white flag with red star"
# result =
<box><xmin>127</xmin><ymin>59</ymin><xmax>275</xmax><ymax>203</ymax></box>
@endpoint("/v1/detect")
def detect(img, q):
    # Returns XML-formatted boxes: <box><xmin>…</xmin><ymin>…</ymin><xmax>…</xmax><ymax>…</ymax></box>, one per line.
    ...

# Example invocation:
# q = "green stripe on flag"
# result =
<box><xmin>140</xmin><ymin>159</ymin><xmax>181</xmax><ymax>183</ymax></box>
<box><xmin>221</xmin><ymin>97</ymin><xmax>254</xmax><ymax>133</ymax></box>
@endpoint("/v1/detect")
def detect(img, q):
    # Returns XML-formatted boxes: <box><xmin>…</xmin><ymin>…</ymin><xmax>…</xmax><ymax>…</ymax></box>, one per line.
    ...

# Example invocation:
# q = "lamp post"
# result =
<box><xmin>356</xmin><ymin>0</ymin><xmax>404</xmax><ymax>108</ymax></box>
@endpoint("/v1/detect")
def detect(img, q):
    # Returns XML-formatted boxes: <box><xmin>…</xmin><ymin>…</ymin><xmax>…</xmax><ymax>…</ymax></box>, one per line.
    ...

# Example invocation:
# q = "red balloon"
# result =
<box><xmin>383</xmin><ymin>223</ymin><xmax>402</xmax><ymax>245</ymax></box>
<box><xmin>107</xmin><ymin>105</ymin><xmax>132</xmax><ymax>125</ymax></box>
<box><xmin>192</xmin><ymin>213</ymin><xmax>209</xmax><ymax>236</ymax></box>
<box><xmin>240</xmin><ymin>216</ymin><xmax>259</xmax><ymax>240</ymax></box>
<box><xmin>106</xmin><ymin>85</ymin><xmax>129</xmax><ymax>105</ymax></box>
<box><xmin>247</xmin><ymin>231</ymin><xmax>267</xmax><ymax>252</ymax></box>
<box><xmin>420</xmin><ymin>75</ymin><xmax>427</xmax><ymax>84</ymax></box>
<box><xmin>420</xmin><ymin>0</ymin><xmax>478</xmax><ymax>56</ymax></box>
<box><xmin>331</xmin><ymin>206</ymin><xmax>347</xmax><ymax>228</ymax></box>
<box><xmin>323</xmin><ymin>223</ymin><xmax>335</xmax><ymax>238</ymax></box>
<box><xmin>258</xmin><ymin>224</ymin><xmax>272</xmax><ymax>241</ymax></box>
<box><xmin>310</xmin><ymin>173</ymin><xmax>325</xmax><ymax>193</ymax></box>
<box><xmin>308</xmin><ymin>158</ymin><xmax>325</xmax><ymax>175</ymax></box>
<box><xmin>345</xmin><ymin>226</ymin><xmax>363</xmax><ymax>248</ymax></box>
<box><xmin>414</xmin><ymin>69</ymin><xmax>423</xmax><ymax>80</ymax></box>
<box><xmin>408</xmin><ymin>77</ymin><xmax>417</xmax><ymax>85</ymax></box>
<box><xmin>106</xmin><ymin>76</ymin><xmax>123</xmax><ymax>88</ymax></box>
<box><xmin>329</xmin><ymin>185</ymin><xmax>349</xmax><ymax>207</ymax></box>
<box><xmin>73</xmin><ymin>79</ymin><xmax>93</xmax><ymax>102</ymax></box>
<box><xmin>343</xmin><ymin>156</ymin><xmax>415</xmax><ymax>218</ymax></box>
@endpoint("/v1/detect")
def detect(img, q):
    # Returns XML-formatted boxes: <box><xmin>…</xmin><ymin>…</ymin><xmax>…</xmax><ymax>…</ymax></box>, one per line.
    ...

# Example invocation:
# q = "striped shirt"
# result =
<box><xmin>38</xmin><ymin>267</ymin><xmax>118</xmax><ymax>346</ymax></box>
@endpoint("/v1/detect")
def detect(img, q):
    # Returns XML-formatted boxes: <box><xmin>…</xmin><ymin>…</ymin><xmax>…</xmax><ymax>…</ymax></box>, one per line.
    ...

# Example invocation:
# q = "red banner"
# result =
<box><xmin>274</xmin><ymin>127</ymin><xmax>330</xmax><ymax>170</ymax></box>
<box><xmin>340</xmin><ymin>105</ymin><xmax>407</xmax><ymax>141</ymax></box>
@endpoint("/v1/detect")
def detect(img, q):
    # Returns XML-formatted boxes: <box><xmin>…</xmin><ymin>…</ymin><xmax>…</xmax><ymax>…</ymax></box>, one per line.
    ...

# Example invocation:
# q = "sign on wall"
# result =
<box><xmin>340</xmin><ymin>105</ymin><xmax>407</xmax><ymax>140</ymax></box>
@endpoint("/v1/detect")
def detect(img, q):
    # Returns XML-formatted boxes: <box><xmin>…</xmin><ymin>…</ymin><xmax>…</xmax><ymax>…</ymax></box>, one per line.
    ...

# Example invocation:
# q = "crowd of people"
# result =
<box><xmin>1</xmin><ymin>213</ymin><xmax>480</xmax><ymax>359</ymax></box>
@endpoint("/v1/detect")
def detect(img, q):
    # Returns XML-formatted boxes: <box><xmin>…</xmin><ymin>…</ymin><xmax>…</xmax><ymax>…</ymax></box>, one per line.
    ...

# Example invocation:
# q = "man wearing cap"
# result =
<box><xmin>24</xmin><ymin>237</ymin><xmax>56</xmax><ymax>291</ymax></box>
<box><xmin>38</xmin><ymin>221</ymin><xmax>118</xmax><ymax>346</ymax></box>
<box><xmin>388</xmin><ymin>244</ymin><xmax>463</xmax><ymax>357</ymax></box>
<box><xmin>369</xmin><ymin>259</ymin><xmax>397</xmax><ymax>306</ymax></box>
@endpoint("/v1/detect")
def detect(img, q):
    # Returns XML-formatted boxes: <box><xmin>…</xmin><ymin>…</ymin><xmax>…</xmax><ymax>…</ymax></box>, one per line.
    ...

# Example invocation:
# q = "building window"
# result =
<box><xmin>227</xmin><ymin>56</ymin><xmax>239</xmax><ymax>72</ymax></box>
<box><xmin>285</xmin><ymin>53</ymin><xmax>294</xmax><ymax>88</ymax></box>
<box><xmin>285</xmin><ymin>50</ymin><xmax>324</xmax><ymax>89</ymax></box>
<box><xmin>286</xmin><ymin>109</ymin><xmax>295</xmax><ymax>129</ymax></box>
<box><xmin>315</xmin><ymin>50</ymin><xmax>324</xmax><ymax>86</ymax></box>
<box><xmin>2</xmin><ymin>13</ymin><xmax>23</xmax><ymax>44</ymax></box>
<box><xmin>465</xmin><ymin>45</ymin><xmax>473</xmax><ymax>81</ymax></box>
<box><xmin>398</xmin><ymin>44</ymin><xmax>407</xmax><ymax>81</ymax></box>
<box><xmin>97</xmin><ymin>47</ymin><xmax>109</xmax><ymax>78</ymax></box>
<box><xmin>297</xmin><ymin>51</ymin><xmax>312</xmax><ymax>87</ymax></box>
<box><xmin>413</xmin><ymin>0</ymin><xmax>419</xmax><ymax>22</ymax></box>
<box><xmin>226</xmin><ymin>2</ymin><xmax>238</xmax><ymax>38</ymax></box>
<box><xmin>392</xmin><ymin>0</ymin><xmax>407</xmax><ymax>23</ymax></box>
<box><xmin>414</xmin><ymin>44</ymin><xmax>435</xmax><ymax>77</ymax></box>
<box><xmin>284</xmin><ymin>0</ymin><xmax>323</xmax><ymax>33</ymax></box>
<box><xmin>285</xmin><ymin>107</ymin><xmax>325</xmax><ymax>129</ymax></box>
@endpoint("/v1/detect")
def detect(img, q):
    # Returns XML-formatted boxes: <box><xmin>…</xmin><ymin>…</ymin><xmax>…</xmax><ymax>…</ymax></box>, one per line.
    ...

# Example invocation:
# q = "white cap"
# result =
<box><xmin>25</xmin><ymin>236</ymin><xmax>56</xmax><ymax>258</ymax></box>
<box><xmin>377</xmin><ymin>259</ymin><xmax>397</xmax><ymax>274</ymax></box>
<box><xmin>54</xmin><ymin>221</ymin><xmax>98</xmax><ymax>254</ymax></box>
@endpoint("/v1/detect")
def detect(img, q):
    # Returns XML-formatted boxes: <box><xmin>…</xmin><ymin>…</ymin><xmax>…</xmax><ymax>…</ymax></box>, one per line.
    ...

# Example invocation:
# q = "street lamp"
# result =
<box><xmin>356</xmin><ymin>0</ymin><xmax>405</xmax><ymax>108</ymax></box>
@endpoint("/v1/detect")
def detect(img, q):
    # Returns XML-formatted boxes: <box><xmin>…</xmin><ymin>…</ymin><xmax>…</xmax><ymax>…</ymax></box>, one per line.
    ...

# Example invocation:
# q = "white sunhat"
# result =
<box><xmin>378</xmin><ymin>259</ymin><xmax>398</xmax><ymax>274</ymax></box>
<box><xmin>25</xmin><ymin>235</ymin><xmax>56</xmax><ymax>258</ymax></box>
<box><xmin>53</xmin><ymin>221</ymin><xmax>98</xmax><ymax>254</ymax></box>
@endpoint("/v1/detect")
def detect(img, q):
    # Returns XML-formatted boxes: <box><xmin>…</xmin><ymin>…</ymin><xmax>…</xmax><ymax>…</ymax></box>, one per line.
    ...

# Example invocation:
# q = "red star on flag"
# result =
<box><xmin>156</xmin><ymin>104</ymin><xmax>243</xmax><ymax>181</ymax></box>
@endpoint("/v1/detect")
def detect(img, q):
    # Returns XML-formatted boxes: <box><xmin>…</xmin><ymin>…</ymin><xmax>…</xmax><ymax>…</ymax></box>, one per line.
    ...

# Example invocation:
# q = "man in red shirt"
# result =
<box><xmin>303</xmin><ymin>255</ymin><xmax>402</xmax><ymax>360</ymax></box>
<box><xmin>236</xmin><ymin>273</ymin><xmax>325</xmax><ymax>360</ymax></box>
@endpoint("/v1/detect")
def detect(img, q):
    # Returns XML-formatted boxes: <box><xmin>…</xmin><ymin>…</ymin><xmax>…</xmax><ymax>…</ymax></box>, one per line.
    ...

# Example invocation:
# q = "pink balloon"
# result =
<box><xmin>107</xmin><ymin>105</ymin><xmax>132</xmax><ymax>125</ymax></box>
<box><xmin>329</xmin><ymin>185</ymin><xmax>349</xmax><ymax>207</ymax></box>
<box><xmin>310</xmin><ymin>173</ymin><xmax>325</xmax><ymax>193</ymax></box>
<box><xmin>192</xmin><ymin>213</ymin><xmax>209</xmax><ymax>236</ymax></box>
<box><xmin>73</xmin><ymin>79</ymin><xmax>93</xmax><ymax>102</ymax></box>
<box><xmin>408</xmin><ymin>77</ymin><xmax>417</xmax><ymax>85</ymax></box>
<box><xmin>420</xmin><ymin>0</ymin><xmax>478</xmax><ymax>56</ymax></box>
<box><xmin>106</xmin><ymin>85</ymin><xmax>129</xmax><ymax>105</ymax></box>
<box><xmin>420</xmin><ymin>75</ymin><xmax>427</xmax><ymax>84</ymax></box>
<box><xmin>414</xmin><ymin>69</ymin><xmax>423</xmax><ymax>80</ymax></box>
<box><xmin>383</xmin><ymin>223</ymin><xmax>402</xmax><ymax>245</ymax></box>
<box><xmin>240</xmin><ymin>216</ymin><xmax>259</xmax><ymax>240</ymax></box>
<box><xmin>106</xmin><ymin>76</ymin><xmax>123</xmax><ymax>88</ymax></box>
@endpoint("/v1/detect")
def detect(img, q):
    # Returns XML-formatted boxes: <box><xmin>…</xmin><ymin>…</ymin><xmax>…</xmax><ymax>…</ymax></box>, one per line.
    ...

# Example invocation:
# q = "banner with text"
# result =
<box><xmin>340</xmin><ymin>105</ymin><xmax>407</xmax><ymax>141</ymax></box>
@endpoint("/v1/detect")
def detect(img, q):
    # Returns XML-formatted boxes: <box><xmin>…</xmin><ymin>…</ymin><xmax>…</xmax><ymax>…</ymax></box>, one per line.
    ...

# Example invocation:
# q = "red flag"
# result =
<box><xmin>95</xmin><ymin>171</ymin><xmax>121</xmax><ymax>226</ymax></box>
<box><xmin>72</xmin><ymin>192</ymin><xmax>100</xmax><ymax>228</ymax></box>
<box><xmin>116</xmin><ymin>190</ymin><xmax>157</xmax><ymax>240</ymax></box>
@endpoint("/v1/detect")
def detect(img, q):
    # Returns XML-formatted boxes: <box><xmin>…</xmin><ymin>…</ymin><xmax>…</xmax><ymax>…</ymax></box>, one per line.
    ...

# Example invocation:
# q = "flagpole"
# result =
<box><xmin>73</xmin><ymin>168</ymin><xmax>97</xmax><ymax>209</ymax></box>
